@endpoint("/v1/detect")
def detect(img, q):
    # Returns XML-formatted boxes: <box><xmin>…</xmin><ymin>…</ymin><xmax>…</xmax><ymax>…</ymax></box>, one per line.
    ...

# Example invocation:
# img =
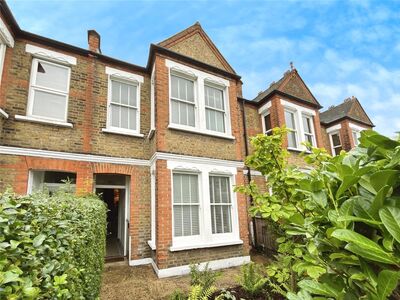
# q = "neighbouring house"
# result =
<box><xmin>0</xmin><ymin>1</ymin><xmax>373</xmax><ymax>277</ymax></box>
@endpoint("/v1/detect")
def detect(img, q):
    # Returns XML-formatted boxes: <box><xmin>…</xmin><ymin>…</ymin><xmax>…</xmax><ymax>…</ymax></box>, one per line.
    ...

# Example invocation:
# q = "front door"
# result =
<box><xmin>94</xmin><ymin>174</ymin><xmax>129</xmax><ymax>260</ymax></box>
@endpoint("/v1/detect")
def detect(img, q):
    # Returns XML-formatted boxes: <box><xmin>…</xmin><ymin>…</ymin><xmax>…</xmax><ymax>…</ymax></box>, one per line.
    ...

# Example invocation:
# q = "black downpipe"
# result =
<box><xmin>240</xmin><ymin>98</ymin><xmax>258</xmax><ymax>248</ymax></box>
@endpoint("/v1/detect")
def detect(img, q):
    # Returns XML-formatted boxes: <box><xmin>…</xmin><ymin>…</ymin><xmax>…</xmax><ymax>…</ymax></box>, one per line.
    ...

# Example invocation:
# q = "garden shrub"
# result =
<box><xmin>0</xmin><ymin>189</ymin><xmax>107</xmax><ymax>299</ymax></box>
<box><xmin>236</xmin><ymin>262</ymin><xmax>267</xmax><ymax>296</ymax></box>
<box><xmin>236</xmin><ymin>128</ymin><xmax>400</xmax><ymax>299</ymax></box>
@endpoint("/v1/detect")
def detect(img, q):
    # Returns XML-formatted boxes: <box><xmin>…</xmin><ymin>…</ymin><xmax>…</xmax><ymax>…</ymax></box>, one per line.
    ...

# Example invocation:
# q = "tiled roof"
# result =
<box><xmin>252</xmin><ymin>69</ymin><xmax>321</xmax><ymax>107</ymax></box>
<box><xmin>320</xmin><ymin>97</ymin><xmax>374</xmax><ymax>126</ymax></box>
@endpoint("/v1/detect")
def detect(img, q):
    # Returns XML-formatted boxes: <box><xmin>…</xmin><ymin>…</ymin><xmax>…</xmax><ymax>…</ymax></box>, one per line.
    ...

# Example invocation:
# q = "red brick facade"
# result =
<box><xmin>0</xmin><ymin>1</ymin><xmax>373</xmax><ymax>277</ymax></box>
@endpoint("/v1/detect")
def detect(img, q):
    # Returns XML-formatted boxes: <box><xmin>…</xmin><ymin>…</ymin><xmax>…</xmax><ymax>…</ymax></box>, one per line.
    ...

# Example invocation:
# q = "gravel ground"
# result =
<box><xmin>100</xmin><ymin>253</ymin><xmax>269</xmax><ymax>300</ymax></box>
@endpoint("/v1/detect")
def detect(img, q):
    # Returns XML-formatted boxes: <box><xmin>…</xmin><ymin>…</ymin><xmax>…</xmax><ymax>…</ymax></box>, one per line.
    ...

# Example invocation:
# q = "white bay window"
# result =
<box><xmin>284</xmin><ymin>109</ymin><xmax>298</xmax><ymax>148</ymax></box>
<box><xmin>166</xmin><ymin>59</ymin><xmax>233</xmax><ymax>139</ymax></box>
<box><xmin>168</xmin><ymin>160</ymin><xmax>241</xmax><ymax>251</ymax></box>
<box><xmin>302</xmin><ymin>114</ymin><xmax>315</xmax><ymax>146</ymax></box>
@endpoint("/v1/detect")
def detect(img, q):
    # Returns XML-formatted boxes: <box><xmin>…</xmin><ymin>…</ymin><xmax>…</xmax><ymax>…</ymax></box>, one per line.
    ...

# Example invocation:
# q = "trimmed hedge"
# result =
<box><xmin>0</xmin><ymin>190</ymin><xmax>107</xmax><ymax>299</ymax></box>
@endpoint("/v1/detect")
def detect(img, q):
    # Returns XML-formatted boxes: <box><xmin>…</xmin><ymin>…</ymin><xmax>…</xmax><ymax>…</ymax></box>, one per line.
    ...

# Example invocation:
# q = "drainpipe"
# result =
<box><xmin>240</xmin><ymin>97</ymin><xmax>258</xmax><ymax>248</ymax></box>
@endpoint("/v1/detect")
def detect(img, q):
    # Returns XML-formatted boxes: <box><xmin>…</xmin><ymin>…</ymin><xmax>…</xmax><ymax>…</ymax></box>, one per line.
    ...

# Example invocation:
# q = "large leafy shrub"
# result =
<box><xmin>236</xmin><ymin>128</ymin><xmax>400</xmax><ymax>299</ymax></box>
<box><xmin>0</xmin><ymin>190</ymin><xmax>107</xmax><ymax>299</ymax></box>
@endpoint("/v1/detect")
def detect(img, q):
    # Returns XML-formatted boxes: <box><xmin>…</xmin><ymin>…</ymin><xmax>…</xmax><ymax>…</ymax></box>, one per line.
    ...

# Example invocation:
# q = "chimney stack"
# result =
<box><xmin>88</xmin><ymin>30</ymin><xmax>101</xmax><ymax>53</ymax></box>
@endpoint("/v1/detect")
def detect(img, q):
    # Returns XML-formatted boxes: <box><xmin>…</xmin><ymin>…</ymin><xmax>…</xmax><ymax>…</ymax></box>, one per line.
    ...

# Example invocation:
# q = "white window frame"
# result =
<box><xmin>103</xmin><ymin>66</ymin><xmax>144</xmax><ymax>137</ymax></box>
<box><xmin>171</xmin><ymin>171</ymin><xmax>203</xmax><ymax>246</ymax></box>
<box><xmin>329</xmin><ymin>131</ymin><xmax>342</xmax><ymax>156</ymax></box>
<box><xmin>27</xmin><ymin>170</ymin><xmax>76</xmax><ymax>194</ymax></box>
<box><xmin>26</xmin><ymin>58</ymin><xmax>71</xmax><ymax>123</ymax></box>
<box><xmin>261</xmin><ymin>111</ymin><xmax>272</xmax><ymax>135</ymax></box>
<box><xmin>169</xmin><ymin>70</ymin><xmax>199</xmax><ymax>129</ymax></box>
<box><xmin>166</xmin><ymin>59</ymin><xmax>234</xmax><ymax>140</ymax></box>
<box><xmin>281</xmin><ymin>99</ymin><xmax>316</xmax><ymax>151</ymax></box>
<box><xmin>204</xmin><ymin>81</ymin><xmax>228</xmax><ymax>133</ymax></box>
<box><xmin>302</xmin><ymin>113</ymin><xmax>316</xmax><ymax>147</ymax></box>
<box><xmin>349</xmin><ymin>122</ymin><xmax>366</xmax><ymax>147</ymax></box>
<box><xmin>167</xmin><ymin>160</ymin><xmax>241</xmax><ymax>251</ymax></box>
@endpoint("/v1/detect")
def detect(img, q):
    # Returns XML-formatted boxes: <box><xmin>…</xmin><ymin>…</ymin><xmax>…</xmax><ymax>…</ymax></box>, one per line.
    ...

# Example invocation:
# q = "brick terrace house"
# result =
<box><xmin>0</xmin><ymin>1</ymin><xmax>373</xmax><ymax>277</ymax></box>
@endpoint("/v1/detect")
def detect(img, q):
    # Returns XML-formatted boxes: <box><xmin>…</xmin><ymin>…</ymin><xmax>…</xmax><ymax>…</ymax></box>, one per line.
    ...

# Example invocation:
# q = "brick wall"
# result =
<box><xmin>153</xmin><ymin>55</ymin><xmax>244</xmax><ymax>161</ymax></box>
<box><xmin>0</xmin><ymin>154</ymin><xmax>152</xmax><ymax>260</ymax></box>
<box><xmin>0</xmin><ymin>39</ymin><xmax>151</xmax><ymax>159</ymax></box>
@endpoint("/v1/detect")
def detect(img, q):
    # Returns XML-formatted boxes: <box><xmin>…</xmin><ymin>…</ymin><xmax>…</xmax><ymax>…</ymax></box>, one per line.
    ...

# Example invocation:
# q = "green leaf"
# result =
<box><xmin>367</xmin><ymin>133</ymin><xmax>400</xmax><ymax>150</ymax></box>
<box><xmin>311</xmin><ymin>191</ymin><xmax>327</xmax><ymax>207</ymax></box>
<box><xmin>298</xmin><ymin>280</ymin><xmax>340</xmax><ymax>297</ymax></box>
<box><xmin>379</xmin><ymin>206</ymin><xmax>400</xmax><ymax>244</ymax></box>
<box><xmin>336</xmin><ymin>176</ymin><xmax>360</xmax><ymax>198</ymax></box>
<box><xmin>360</xmin><ymin>259</ymin><xmax>377</xmax><ymax>287</ymax></box>
<box><xmin>370</xmin><ymin>170</ymin><xmax>398</xmax><ymax>193</ymax></box>
<box><xmin>376</xmin><ymin>270</ymin><xmax>400</xmax><ymax>300</ymax></box>
<box><xmin>336</xmin><ymin>215</ymin><xmax>382</xmax><ymax>226</ymax></box>
<box><xmin>32</xmin><ymin>234</ymin><xmax>46</xmax><ymax>247</ymax></box>
<box><xmin>369</xmin><ymin>185</ymin><xmax>391</xmax><ymax>218</ymax></box>
<box><xmin>332</xmin><ymin>229</ymin><xmax>397</xmax><ymax>265</ymax></box>
<box><xmin>23</xmin><ymin>287</ymin><xmax>40</xmax><ymax>299</ymax></box>
<box><xmin>306</xmin><ymin>266</ymin><xmax>326</xmax><ymax>279</ymax></box>
<box><xmin>1</xmin><ymin>271</ymin><xmax>20</xmax><ymax>284</ymax></box>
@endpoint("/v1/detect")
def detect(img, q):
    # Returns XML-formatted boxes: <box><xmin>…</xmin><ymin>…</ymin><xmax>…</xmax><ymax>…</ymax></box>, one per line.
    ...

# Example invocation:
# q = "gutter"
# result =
<box><xmin>240</xmin><ymin>97</ymin><xmax>258</xmax><ymax>248</ymax></box>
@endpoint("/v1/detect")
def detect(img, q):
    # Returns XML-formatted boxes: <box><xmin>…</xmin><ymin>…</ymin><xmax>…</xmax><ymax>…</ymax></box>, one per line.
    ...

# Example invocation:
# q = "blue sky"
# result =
<box><xmin>8</xmin><ymin>0</ymin><xmax>400</xmax><ymax>136</ymax></box>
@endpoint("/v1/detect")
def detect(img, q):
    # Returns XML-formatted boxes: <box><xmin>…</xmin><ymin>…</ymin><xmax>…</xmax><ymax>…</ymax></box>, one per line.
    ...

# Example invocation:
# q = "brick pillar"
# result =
<box><xmin>236</xmin><ymin>170</ymin><xmax>251</xmax><ymax>255</ymax></box>
<box><xmin>155</xmin><ymin>159</ymin><xmax>172</xmax><ymax>269</ymax></box>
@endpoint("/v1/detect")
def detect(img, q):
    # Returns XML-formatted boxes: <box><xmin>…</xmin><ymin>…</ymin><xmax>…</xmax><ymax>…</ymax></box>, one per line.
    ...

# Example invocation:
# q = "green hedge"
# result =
<box><xmin>0</xmin><ymin>190</ymin><xmax>107</xmax><ymax>299</ymax></box>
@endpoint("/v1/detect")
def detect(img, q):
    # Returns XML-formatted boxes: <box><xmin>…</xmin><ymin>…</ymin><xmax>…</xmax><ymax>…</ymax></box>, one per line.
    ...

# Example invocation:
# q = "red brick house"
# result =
<box><xmin>0</xmin><ymin>1</ymin><xmax>373</xmax><ymax>277</ymax></box>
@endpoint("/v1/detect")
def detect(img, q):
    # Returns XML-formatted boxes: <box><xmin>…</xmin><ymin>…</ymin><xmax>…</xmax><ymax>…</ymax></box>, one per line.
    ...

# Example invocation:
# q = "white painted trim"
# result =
<box><xmin>281</xmin><ymin>99</ymin><xmax>316</xmax><ymax>116</ymax></box>
<box><xmin>105</xmin><ymin>74</ymin><xmax>142</xmax><ymax>136</ymax></box>
<box><xmin>150</xmin><ymin>152</ymin><xmax>244</xmax><ymax>168</ymax></box>
<box><xmin>243</xmin><ymin>169</ymin><xmax>263</xmax><ymax>176</ymax></box>
<box><xmin>129</xmin><ymin>258</ymin><xmax>153</xmax><ymax>266</ymax></box>
<box><xmin>26</xmin><ymin>58</ymin><xmax>71</xmax><ymax>123</ymax></box>
<box><xmin>0</xmin><ymin>16</ymin><xmax>14</xmax><ymax>47</ymax></box>
<box><xmin>150</xmin><ymin>65</ymin><xmax>155</xmax><ymax>131</ymax></box>
<box><xmin>15</xmin><ymin>115</ymin><xmax>73</xmax><ymax>128</ymax></box>
<box><xmin>153</xmin><ymin>256</ymin><xmax>251</xmax><ymax>278</ymax></box>
<box><xmin>349</xmin><ymin>122</ymin><xmax>366</xmax><ymax>131</ymax></box>
<box><xmin>0</xmin><ymin>145</ymin><xmax>150</xmax><ymax>166</ymax></box>
<box><xmin>168</xmin><ymin>124</ymin><xmax>235</xmax><ymax>140</ymax></box>
<box><xmin>329</xmin><ymin>131</ymin><xmax>342</xmax><ymax>156</ymax></box>
<box><xmin>170</xmin><ymin>240</ymin><xmax>243</xmax><ymax>252</ymax></box>
<box><xmin>326</xmin><ymin>123</ymin><xmax>342</xmax><ymax>133</ymax></box>
<box><xmin>102</xmin><ymin>128</ymin><xmax>144</xmax><ymax>138</ymax></box>
<box><xmin>105</xmin><ymin>66</ymin><xmax>144</xmax><ymax>83</ymax></box>
<box><xmin>166</xmin><ymin>59</ymin><xmax>230</xmax><ymax>87</ymax></box>
<box><xmin>166</xmin><ymin>59</ymin><xmax>232</xmax><ymax>138</ymax></box>
<box><xmin>0</xmin><ymin>107</ymin><xmax>8</xmax><ymax>118</ymax></box>
<box><xmin>147</xmin><ymin>240</ymin><xmax>156</xmax><ymax>250</ymax></box>
<box><xmin>25</xmin><ymin>44</ymin><xmax>76</xmax><ymax>65</ymax></box>
<box><xmin>258</xmin><ymin>101</ymin><xmax>271</xmax><ymax>115</ymax></box>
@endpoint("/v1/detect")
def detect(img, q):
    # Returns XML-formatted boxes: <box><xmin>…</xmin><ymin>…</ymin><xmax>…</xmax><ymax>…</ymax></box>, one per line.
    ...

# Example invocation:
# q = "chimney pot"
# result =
<box><xmin>88</xmin><ymin>30</ymin><xmax>101</xmax><ymax>53</ymax></box>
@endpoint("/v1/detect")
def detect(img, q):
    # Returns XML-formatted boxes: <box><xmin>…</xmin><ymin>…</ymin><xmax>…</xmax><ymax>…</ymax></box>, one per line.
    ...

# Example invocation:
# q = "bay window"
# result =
<box><xmin>263</xmin><ymin>113</ymin><xmax>272</xmax><ymax>135</ymax></box>
<box><xmin>166</xmin><ymin>59</ymin><xmax>233</xmax><ymax>139</ymax></box>
<box><xmin>168</xmin><ymin>160</ymin><xmax>241</xmax><ymax>251</ymax></box>
<box><xmin>352</xmin><ymin>130</ymin><xmax>360</xmax><ymax>146</ymax></box>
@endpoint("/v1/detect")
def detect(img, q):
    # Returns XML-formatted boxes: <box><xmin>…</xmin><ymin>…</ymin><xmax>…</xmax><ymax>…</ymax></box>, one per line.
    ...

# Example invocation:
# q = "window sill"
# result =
<box><xmin>147</xmin><ymin>240</ymin><xmax>156</xmax><ymax>250</ymax></box>
<box><xmin>15</xmin><ymin>115</ymin><xmax>73</xmax><ymax>128</ymax></box>
<box><xmin>169</xmin><ymin>239</ymin><xmax>243</xmax><ymax>252</ymax></box>
<box><xmin>168</xmin><ymin>124</ymin><xmax>235</xmax><ymax>140</ymax></box>
<box><xmin>0</xmin><ymin>108</ymin><xmax>8</xmax><ymax>119</ymax></box>
<box><xmin>102</xmin><ymin>128</ymin><xmax>144</xmax><ymax>138</ymax></box>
